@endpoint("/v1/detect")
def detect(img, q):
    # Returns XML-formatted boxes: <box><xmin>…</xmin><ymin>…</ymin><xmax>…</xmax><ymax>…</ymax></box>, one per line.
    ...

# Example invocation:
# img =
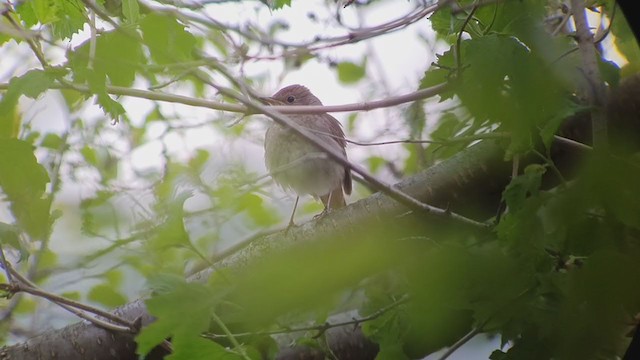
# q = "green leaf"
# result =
<box><xmin>502</xmin><ymin>164</ymin><xmax>546</xmax><ymax>212</ymax></box>
<box><xmin>40</xmin><ymin>133</ymin><xmax>65</xmax><ymax>150</ymax></box>
<box><xmin>30</xmin><ymin>0</ymin><xmax>59</xmax><ymax>24</ymax></box>
<box><xmin>362</xmin><ymin>303</ymin><xmax>409</xmax><ymax>360</ymax></box>
<box><xmin>236</xmin><ymin>193</ymin><xmax>279</xmax><ymax>226</ymax></box>
<box><xmin>60</xmin><ymin>292</ymin><xmax>81</xmax><ymax>301</ymax></box>
<box><xmin>0</xmin><ymin>139</ymin><xmax>51</xmax><ymax>239</ymax></box>
<box><xmin>105</xmin><ymin>270</ymin><xmax>124</xmax><ymax>287</ymax></box>
<box><xmin>610</xmin><ymin>5</ymin><xmax>640</xmax><ymax>77</ymax></box>
<box><xmin>88</xmin><ymin>284</ymin><xmax>127</xmax><ymax>307</ymax></box>
<box><xmin>598</xmin><ymin>58</ymin><xmax>620</xmax><ymax>87</ymax></box>
<box><xmin>458</xmin><ymin>33</ymin><xmax>568</xmax><ymax>156</ymax></box>
<box><xmin>337</xmin><ymin>61</ymin><xmax>366</xmax><ymax>84</ymax></box>
<box><xmin>80</xmin><ymin>146</ymin><xmax>99</xmax><ymax>167</ymax></box>
<box><xmin>366</xmin><ymin>156</ymin><xmax>386</xmax><ymax>173</ymax></box>
<box><xmin>0</xmin><ymin>69</ymin><xmax>57</xmax><ymax>137</ymax></box>
<box><xmin>272</xmin><ymin>0</ymin><xmax>292</xmax><ymax>9</ymax></box>
<box><xmin>428</xmin><ymin>5</ymin><xmax>469</xmax><ymax>40</ymax></box>
<box><xmin>98</xmin><ymin>31</ymin><xmax>144</xmax><ymax>87</ymax></box>
<box><xmin>168</xmin><ymin>334</ymin><xmax>239</xmax><ymax>360</ymax></box>
<box><xmin>122</xmin><ymin>0</ymin><xmax>140</xmax><ymax>23</ymax></box>
<box><xmin>0</xmin><ymin>222</ymin><xmax>28</xmax><ymax>261</ymax></box>
<box><xmin>15</xmin><ymin>70</ymin><xmax>57</xmax><ymax>99</ymax></box>
<box><xmin>69</xmin><ymin>29</ymin><xmax>143</xmax><ymax>88</ymax></box>
<box><xmin>96</xmin><ymin>92</ymin><xmax>126</xmax><ymax>120</ymax></box>
<box><xmin>140</xmin><ymin>13</ymin><xmax>197</xmax><ymax>64</ymax></box>
<box><xmin>188</xmin><ymin>149</ymin><xmax>210</xmax><ymax>172</ymax></box>
<box><xmin>15</xmin><ymin>2</ymin><xmax>38</xmax><ymax>27</ymax></box>
<box><xmin>539</xmin><ymin>101</ymin><xmax>585</xmax><ymax>149</ymax></box>
<box><xmin>419</xmin><ymin>48</ymin><xmax>455</xmax><ymax>101</ymax></box>
<box><xmin>146</xmin><ymin>273</ymin><xmax>189</xmax><ymax>295</ymax></box>
<box><xmin>51</xmin><ymin>0</ymin><xmax>85</xmax><ymax>40</ymax></box>
<box><xmin>135</xmin><ymin>282</ymin><xmax>218</xmax><ymax>356</ymax></box>
<box><xmin>405</xmin><ymin>100</ymin><xmax>426</xmax><ymax>139</ymax></box>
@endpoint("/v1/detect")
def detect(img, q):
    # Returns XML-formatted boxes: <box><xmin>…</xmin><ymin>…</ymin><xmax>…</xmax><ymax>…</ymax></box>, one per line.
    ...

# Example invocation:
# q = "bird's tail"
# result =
<box><xmin>321</xmin><ymin>187</ymin><xmax>346</xmax><ymax>210</ymax></box>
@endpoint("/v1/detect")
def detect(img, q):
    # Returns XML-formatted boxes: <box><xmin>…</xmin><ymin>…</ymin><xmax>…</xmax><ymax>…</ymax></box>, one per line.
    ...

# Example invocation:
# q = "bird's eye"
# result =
<box><xmin>286</xmin><ymin>96</ymin><xmax>295</xmax><ymax>103</ymax></box>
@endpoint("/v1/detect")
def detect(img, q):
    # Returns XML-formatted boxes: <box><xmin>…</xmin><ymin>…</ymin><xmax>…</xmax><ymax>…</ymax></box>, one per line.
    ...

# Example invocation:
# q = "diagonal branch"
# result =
<box><xmin>207</xmin><ymin>72</ymin><xmax>487</xmax><ymax>229</ymax></box>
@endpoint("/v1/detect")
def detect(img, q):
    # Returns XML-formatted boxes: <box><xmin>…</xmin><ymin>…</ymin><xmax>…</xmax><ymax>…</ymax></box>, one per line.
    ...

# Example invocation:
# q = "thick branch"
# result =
<box><xmin>571</xmin><ymin>0</ymin><xmax>608</xmax><ymax>150</ymax></box>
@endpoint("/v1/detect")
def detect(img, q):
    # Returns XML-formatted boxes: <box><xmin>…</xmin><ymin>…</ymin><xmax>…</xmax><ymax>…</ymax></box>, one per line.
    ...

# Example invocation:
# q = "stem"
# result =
<box><xmin>437</xmin><ymin>327</ymin><xmax>482</xmax><ymax>360</ymax></box>
<box><xmin>210</xmin><ymin>312</ymin><xmax>252</xmax><ymax>360</ymax></box>
<box><xmin>6</xmin><ymin>263</ymin><xmax>136</xmax><ymax>331</ymax></box>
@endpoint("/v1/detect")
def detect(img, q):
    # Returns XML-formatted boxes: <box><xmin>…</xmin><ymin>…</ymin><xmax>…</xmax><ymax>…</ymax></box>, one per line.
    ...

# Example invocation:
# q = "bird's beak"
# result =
<box><xmin>259</xmin><ymin>96</ymin><xmax>282</xmax><ymax>106</ymax></box>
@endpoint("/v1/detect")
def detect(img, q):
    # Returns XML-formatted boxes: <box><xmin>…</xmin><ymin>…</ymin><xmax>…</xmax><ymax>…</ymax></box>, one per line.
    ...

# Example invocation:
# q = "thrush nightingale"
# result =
<box><xmin>261</xmin><ymin>85</ymin><xmax>352</xmax><ymax>225</ymax></box>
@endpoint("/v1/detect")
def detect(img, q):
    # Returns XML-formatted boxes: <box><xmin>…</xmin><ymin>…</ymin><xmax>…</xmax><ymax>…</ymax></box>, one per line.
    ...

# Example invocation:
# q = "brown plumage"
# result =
<box><xmin>262</xmin><ymin>85</ymin><xmax>352</xmax><ymax>220</ymax></box>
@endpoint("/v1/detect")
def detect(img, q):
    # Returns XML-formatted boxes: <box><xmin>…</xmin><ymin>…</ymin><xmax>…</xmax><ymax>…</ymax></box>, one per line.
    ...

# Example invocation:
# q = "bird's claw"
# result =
<box><xmin>313</xmin><ymin>208</ymin><xmax>330</xmax><ymax>220</ymax></box>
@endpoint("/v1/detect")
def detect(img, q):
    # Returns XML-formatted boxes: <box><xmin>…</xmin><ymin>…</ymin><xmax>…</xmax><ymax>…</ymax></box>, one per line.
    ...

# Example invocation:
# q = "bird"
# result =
<box><xmin>261</xmin><ymin>84</ymin><xmax>352</xmax><ymax>227</ymax></box>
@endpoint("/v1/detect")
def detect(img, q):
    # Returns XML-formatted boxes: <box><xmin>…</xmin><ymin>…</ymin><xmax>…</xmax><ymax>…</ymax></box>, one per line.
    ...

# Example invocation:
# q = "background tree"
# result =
<box><xmin>0</xmin><ymin>0</ymin><xmax>639</xmax><ymax>359</ymax></box>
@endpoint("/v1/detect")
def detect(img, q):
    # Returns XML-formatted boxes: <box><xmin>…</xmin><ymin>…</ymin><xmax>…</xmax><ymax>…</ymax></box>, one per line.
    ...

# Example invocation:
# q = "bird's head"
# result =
<box><xmin>259</xmin><ymin>84</ymin><xmax>323</xmax><ymax>106</ymax></box>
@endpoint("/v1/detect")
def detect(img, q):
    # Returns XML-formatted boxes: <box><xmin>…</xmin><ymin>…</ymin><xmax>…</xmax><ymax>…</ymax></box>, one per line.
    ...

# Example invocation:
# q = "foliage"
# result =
<box><xmin>0</xmin><ymin>0</ymin><xmax>639</xmax><ymax>359</ymax></box>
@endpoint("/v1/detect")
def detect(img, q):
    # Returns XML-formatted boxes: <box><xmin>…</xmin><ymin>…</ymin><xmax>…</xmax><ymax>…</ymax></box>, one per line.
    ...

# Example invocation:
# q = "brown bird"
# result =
<box><xmin>261</xmin><ymin>85</ymin><xmax>352</xmax><ymax>226</ymax></box>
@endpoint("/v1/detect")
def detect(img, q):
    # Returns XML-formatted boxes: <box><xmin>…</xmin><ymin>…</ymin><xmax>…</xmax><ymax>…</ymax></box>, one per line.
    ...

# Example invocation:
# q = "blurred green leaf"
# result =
<box><xmin>30</xmin><ymin>0</ymin><xmax>59</xmax><ymax>24</ymax></box>
<box><xmin>0</xmin><ymin>139</ymin><xmax>51</xmax><ymax>239</ymax></box>
<box><xmin>610</xmin><ymin>5</ymin><xmax>640</xmax><ymax>77</ymax></box>
<box><xmin>0</xmin><ymin>222</ymin><xmax>28</xmax><ymax>261</ymax></box>
<box><xmin>14</xmin><ymin>298</ymin><xmax>37</xmax><ymax>314</ymax></box>
<box><xmin>88</xmin><ymin>284</ymin><xmax>127</xmax><ymax>308</ymax></box>
<box><xmin>419</xmin><ymin>48</ymin><xmax>455</xmax><ymax>101</ymax></box>
<box><xmin>188</xmin><ymin>149</ymin><xmax>210</xmax><ymax>172</ymax></box>
<box><xmin>502</xmin><ymin>164</ymin><xmax>546</xmax><ymax>212</ymax></box>
<box><xmin>273</xmin><ymin>0</ymin><xmax>292</xmax><ymax>9</ymax></box>
<box><xmin>136</xmin><ymin>282</ymin><xmax>223</xmax><ymax>356</ymax></box>
<box><xmin>51</xmin><ymin>0</ymin><xmax>85</xmax><ymax>39</ymax></box>
<box><xmin>366</xmin><ymin>156</ymin><xmax>386</xmax><ymax>173</ymax></box>
<box><xmin>122</xmin><ymin>0</ymin><xmax>140</xmax><ymax>23</ymax></box>
<box><xmin>598</xmin><ymin>58</ymin><xmax>620</xmax><ymax>87</ymax></box>
<box><xmin>405</xmin><ymin>101</ymin><xmax>426</xmax><ymax>139</ymax></box>
<box><xmin>237</xmin><ymin>193</ymin><xmax>279</xmax><ymax>226</ymax></box>
<box><xmin>0</xmin><ymin>70</ymin><xmax>57</xmax><ymax>137</ymax></box>
<box><xmin>539</xmin><ymin>102</ymin><xmax>585</xmax><ymax>149</ymax></box>
<box><xmin>69</xmin><ymin>29</ymin><xmax>143</xmax><ymax>88</ymax></box>
<box><xmin>40</xmin><ymin>133</ymin><xmax>65</xmax><ymax>150</ymax></box>
<box><xmin>80</xmin><ymin>146</ymin><xmax>98</xmax><ymax>167</ymax></box>
<box><xmin>337</xmin><ymin>61</ymin><xmax>366</xmax><ymax>84</ymax></box>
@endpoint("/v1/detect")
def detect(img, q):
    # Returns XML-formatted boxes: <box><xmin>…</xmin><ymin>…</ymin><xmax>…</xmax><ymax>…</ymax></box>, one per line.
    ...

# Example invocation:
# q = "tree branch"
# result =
<box><xmin>570</xmin><ymin>0</ymin><xmax>608</xmax><ymax>150</ymax></box>
<box><xmin>0</xmin><ymin>81</ymin><xmax>449</xmax><ymax>115</ymax></box>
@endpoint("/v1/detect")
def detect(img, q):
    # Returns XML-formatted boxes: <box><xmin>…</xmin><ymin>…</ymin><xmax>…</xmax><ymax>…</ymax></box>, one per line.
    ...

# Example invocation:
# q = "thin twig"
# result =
<box><xmin>210</xmin><ymin>312</ymin><xmax>252</xmax><ymax>360</ymax></box>
<box><xmin>553</xmin><ymin>134</ymin><xmax>592</xmax><ymax>151</ymax></box>
<box><xmin>4</xmin><ymin>263</ymin><xmax>137</xmax><ymax>332</ymax></box>
<box><xmin>204</xmin><ymin>294</ymin><xmax>409</xmax><ymax>340</ymax></box>
<box><xmin>0</xmin><ymin>244</ymin><xmax>14</xmax><ymax>284</ymax></box>
<box><xmin>3</xmin><ymin>12</ymin><xmax>49</xmax><ymax>67</ymax></box>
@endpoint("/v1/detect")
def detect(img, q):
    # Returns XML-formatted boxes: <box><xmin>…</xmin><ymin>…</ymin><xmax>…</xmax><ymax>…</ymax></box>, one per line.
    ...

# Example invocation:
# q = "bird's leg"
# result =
<box><xmin>286</xmin><ymin>196</ymin><xmax>300</xmax><ymax>231</ymax></box>
<box><xmin>314</xmin><ymin>191</ymin><xmax>333</xmax><ymax>220</ymax></box>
